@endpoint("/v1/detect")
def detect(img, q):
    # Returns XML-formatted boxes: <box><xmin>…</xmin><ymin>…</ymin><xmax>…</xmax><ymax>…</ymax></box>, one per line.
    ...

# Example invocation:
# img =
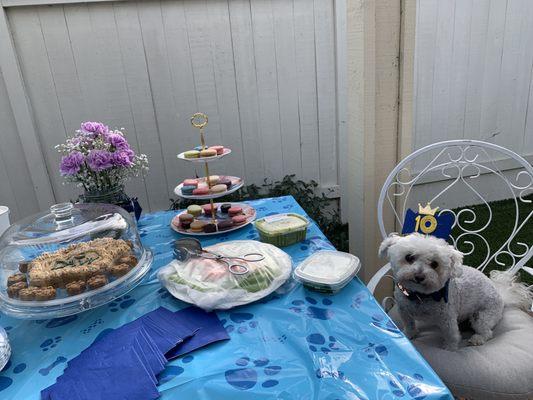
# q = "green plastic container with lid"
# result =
<box><xmin>254</xmin><ymin>213</ymin><xmax>309</xmax><ymax>247</ymax></box>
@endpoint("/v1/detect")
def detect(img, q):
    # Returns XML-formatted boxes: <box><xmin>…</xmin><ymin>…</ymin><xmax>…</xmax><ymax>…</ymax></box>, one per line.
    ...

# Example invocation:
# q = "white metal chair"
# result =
<box><xmin>367</xmin><ymin>139</ymin><xmax>533</xmax><ymax>400</ymax></box>
<box><xmin>368</xmin><ymin>139</ymin><xmax>533</xmax><ymax>295</ymax></box>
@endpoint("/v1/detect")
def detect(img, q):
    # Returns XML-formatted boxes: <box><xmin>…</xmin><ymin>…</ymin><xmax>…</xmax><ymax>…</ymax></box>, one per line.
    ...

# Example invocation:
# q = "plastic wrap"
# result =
<box><xmin>158</xmin><ymin>240</ymin><xmax>292</xmax><ymax>310</ymax></box>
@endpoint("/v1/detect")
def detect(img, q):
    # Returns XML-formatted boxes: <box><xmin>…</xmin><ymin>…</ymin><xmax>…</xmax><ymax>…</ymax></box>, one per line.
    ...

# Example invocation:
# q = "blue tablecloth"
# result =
<box><xmin>0</xmin><ymin>196</ymin><xmax>452</xmax><ymax>399</ymax></box>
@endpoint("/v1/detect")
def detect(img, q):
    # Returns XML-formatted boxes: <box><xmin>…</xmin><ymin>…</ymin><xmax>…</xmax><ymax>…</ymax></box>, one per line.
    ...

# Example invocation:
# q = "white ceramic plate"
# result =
<box><xmin>170</xmin><ymin>202</ymin><xmax>256</xmax><ymax>236</ymax></box>
<box><xmin>177</xmin><ymin>148</ymin><xmax>232</xmax><ymax>163</ymax></box>
<box><xmin>174</xmin><ymin>176</ymin><xmax>244</xmax><ymax>200</ymax></box>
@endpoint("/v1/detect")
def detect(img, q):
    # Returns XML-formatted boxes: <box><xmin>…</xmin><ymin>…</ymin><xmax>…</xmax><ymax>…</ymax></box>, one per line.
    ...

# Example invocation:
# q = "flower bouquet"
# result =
<box><xmin>57</xmin><ymin>121</ymin><xmax>149</xmax><ymax>219</ymax></box>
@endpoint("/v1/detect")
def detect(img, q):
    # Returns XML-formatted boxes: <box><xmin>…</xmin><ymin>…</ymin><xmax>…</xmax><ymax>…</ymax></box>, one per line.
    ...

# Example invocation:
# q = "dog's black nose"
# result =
<box><xmin>414</xmin><ymin>274</ymin><xmax>425</xmax><ymax>283</ymax></box>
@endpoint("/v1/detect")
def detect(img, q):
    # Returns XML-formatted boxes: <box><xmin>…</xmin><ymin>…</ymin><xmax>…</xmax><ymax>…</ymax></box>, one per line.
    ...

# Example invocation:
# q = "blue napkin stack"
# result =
<box><xmin>41</xmin><ymin>306</ymin><xmax>229</xmax><ymax>400</ymax></box>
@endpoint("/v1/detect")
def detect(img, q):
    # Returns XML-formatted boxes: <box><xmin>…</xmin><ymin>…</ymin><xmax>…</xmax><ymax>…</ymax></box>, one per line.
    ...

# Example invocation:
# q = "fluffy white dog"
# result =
<box><xmin>379</xmin><ymin>233</ymin><xmax>506</xmax><ymax>351</ymax></box>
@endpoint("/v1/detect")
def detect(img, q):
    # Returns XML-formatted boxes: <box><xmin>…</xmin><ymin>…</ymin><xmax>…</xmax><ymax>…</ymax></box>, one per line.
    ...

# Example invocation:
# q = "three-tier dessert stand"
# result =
<box><xmin>171</xmin><ymin>113</ymin><xmax>256</xmax><ymax>236</ymax></box>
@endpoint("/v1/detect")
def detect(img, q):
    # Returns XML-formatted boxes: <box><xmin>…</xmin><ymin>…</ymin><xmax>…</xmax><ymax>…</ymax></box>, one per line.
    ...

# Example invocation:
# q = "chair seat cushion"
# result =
<box><xmin>389</xmin><ymin>306</ymin><xmax>533</xmax><ymax>400</ymax></box>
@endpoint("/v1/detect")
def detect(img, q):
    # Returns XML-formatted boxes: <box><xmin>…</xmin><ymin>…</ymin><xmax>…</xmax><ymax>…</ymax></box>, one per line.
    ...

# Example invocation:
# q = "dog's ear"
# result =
<box><xmin>449</xmin><ymin>247</ymin><xmax>463</xmax><ymax>277</ymax></box>
<box><xmin>378</xmin><ymin>233</ymin><xmax>400</xmax><ymax>258</ymax></box>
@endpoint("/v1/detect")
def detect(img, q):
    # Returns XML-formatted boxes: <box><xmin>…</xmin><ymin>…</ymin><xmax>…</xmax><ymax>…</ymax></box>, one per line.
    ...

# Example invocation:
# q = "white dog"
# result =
<box><xmin>379</xmin><ymin>233</ymin><xmax>507</xmax><ymax>351</ymax></box>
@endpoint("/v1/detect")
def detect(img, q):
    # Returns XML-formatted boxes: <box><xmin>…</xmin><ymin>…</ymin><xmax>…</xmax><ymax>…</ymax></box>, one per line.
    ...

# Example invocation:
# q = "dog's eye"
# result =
<box><xmin>405</xmin><ymin>254</ymin><xmax>416</xmax><ymax>263</ymax></box>
<box><xmin>430</xmin><ymin>261</ymin><xmax>439</xmax><ymax>269</ymax></box>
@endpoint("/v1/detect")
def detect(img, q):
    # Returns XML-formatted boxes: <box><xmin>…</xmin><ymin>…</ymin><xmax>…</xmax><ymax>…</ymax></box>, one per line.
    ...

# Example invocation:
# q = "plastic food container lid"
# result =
<box><xmin>255</xmin><ymin>214</ymin><xmax>309</xmax><ymax>235</ymax></box>
<box><xmin>294</xmin><ymin>250</ymin><xmax>360</xmax><ymax>287</ymax></box>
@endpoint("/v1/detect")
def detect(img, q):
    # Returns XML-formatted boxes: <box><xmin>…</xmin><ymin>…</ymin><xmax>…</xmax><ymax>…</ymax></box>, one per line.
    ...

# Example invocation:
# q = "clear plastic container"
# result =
<box><xmin>254</xmin><ymin>213</ymin><xmax>309</xmax><ymax>247</ymax></box>
<box><xmin>293</xmin><ymin>250</ymin><xmax>360</xmax><ymax>294</ymax></box>
<box><xmin>0</xmin><ymin>202</ymin><xmax>152</xmax><ymax>319</ymax></box>
<box><xmin>0</xmin><ymin>326</ymin><xmax>10</xmax><ymax>371</ymax></box>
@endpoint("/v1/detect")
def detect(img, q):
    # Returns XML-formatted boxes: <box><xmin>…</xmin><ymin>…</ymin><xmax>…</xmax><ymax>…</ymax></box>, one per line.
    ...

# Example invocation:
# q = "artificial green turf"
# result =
<box><xmin>451</xmin><ymin>194</ymin><xmax>532</xmax><ymax>285</ymax></box>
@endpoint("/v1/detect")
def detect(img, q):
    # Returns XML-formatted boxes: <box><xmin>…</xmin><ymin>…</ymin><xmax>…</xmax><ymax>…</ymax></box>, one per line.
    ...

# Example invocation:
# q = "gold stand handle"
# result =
<box><xmin>190</xmin><ymin>112</ymin><xmax>216</xmax><ymax>225</ymax></box>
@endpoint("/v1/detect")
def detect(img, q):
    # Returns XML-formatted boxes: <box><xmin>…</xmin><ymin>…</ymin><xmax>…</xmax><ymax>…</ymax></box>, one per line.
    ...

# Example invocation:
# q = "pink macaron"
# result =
<box><xmin>232</xmin><ymin>215</ymin><xmax>247</xmax><ymax>225</ymax></box>
<box><xmin>209</xmin><ymin>146</ymin><xmax>225</xmax><ymax>155</ymax></box>
<box><xmin>183</xmin><ymin>179</ymin><xmax>198</xmax><ymax>187</ymax></box>
<box><xmin>228</xmin><ymin>206</ymin><xmax>243</xmax><ymax>217</ymax></box>
<box><xmin>192</xmin><ymin>187</ymin><xmax>209</xmax><ymax>196</ymax></box>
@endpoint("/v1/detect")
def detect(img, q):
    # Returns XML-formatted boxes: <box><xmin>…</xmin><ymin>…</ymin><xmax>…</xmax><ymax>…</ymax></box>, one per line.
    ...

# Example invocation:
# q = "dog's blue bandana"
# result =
<box><xmin>397</xmin><ymin>280</ymin><xmax>450</xmax><ymax>303</ymax></box>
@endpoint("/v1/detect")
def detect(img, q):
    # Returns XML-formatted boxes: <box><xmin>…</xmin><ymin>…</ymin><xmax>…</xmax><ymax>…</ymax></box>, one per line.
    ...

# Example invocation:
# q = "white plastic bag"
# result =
<box><xmin>158</xmin><ymin>240</ymin><xmax>292</xmax><ymax>310</ymax></box>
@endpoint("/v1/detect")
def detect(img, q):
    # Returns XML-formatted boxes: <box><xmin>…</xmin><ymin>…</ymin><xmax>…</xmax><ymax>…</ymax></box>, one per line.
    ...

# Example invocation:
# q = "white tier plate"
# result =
<box><xmin>170</xmin><ymin>203</ymin><xmax>256</xmax><ymax>236</ymax></box>
<box><xmin>177</xmin><ymin>148</ymin><xmax>231</xmax><ymax>163</ymax></box>
<box><xmin>174</xmin><ymin>176</ymin><xmax>243</xmax><ymax>200</ymax></box>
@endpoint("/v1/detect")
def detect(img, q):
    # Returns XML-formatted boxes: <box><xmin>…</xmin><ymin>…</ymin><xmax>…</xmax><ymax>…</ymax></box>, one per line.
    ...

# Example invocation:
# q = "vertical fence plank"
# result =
<box><xmin>293</xmin><ymin>0</ymin><xmax>320</xmax><ymax>183</ymax></box>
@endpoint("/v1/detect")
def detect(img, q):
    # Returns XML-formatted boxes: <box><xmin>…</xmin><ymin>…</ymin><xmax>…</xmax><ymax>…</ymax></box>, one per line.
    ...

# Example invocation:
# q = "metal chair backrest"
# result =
<box><xmin>377</xmin><ymin>140</ymin><xmax>533</xmax><ymax>277</ymax></box>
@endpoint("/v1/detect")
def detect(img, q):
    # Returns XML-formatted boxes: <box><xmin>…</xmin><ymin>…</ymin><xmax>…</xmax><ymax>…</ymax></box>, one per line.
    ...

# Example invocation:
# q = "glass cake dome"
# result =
<box><xmin>0</xmin><ymin>202</ymin><xmax>152</xmax><ymax>319</ymax></box>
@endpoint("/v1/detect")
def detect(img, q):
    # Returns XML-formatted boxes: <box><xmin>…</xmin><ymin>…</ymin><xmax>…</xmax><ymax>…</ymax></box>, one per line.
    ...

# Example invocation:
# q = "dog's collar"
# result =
<box><xmin>396</xmin><ymin>280</ymin><xmax>450</xmax><ymax>303</ymax></box>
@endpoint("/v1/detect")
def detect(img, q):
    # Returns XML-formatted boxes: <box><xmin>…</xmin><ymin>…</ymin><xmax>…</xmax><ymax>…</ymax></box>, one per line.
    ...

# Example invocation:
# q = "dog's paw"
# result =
<box><xmin>468</xmin><ymin>334</ymin><xmax>486</xmax><ymax>346</ymax></box>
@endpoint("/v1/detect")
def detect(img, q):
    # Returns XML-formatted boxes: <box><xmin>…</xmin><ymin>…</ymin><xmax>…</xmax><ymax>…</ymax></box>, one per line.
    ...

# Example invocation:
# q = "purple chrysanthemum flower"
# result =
<box><xmin>113</xmin><ymin>150</ymin><xmax>134</xmax><ymax>167</ymax></box>
<box><xmin>87</xmin><ymin>150</ymin><xmax>113</xmax><ymax>172</ymax></box>
<box><xmin>80</xmin><ymin>121</ymin><xmax>109</xmax><ymax>136</ymax></box>
<box><xmin>60</xmin><ymin>151</ymin><xmax>84</xmax><ymax>176</ymax></box>
<box><xmin>105</xmin><ymin>132</ymin><xmax>129</xmax><ymax>150</ymax></box>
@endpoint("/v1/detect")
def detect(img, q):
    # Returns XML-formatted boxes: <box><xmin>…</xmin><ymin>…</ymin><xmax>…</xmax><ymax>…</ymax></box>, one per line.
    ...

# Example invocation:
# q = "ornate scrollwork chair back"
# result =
<box><xmin>368</xmin><ymin>139</ymin><xmax>533</xmax><ymax>295</ymax></box>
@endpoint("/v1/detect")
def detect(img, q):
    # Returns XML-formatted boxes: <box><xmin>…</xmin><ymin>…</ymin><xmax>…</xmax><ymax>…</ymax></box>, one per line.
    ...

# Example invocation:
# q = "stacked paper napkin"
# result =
<box><xmin>41</xmin><ymin>306</ymin><xmax>229</xmax><ymax>400</ymax></box>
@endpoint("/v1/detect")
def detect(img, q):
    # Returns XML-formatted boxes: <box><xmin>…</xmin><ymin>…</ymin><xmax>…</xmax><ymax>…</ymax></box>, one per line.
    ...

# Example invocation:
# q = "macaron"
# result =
<box><xmin>218</xmin><ymin>178</ymin><xmax>232</xmax><ymax>189</ymax></box>
<box><xmin>228</xmin><ymin>206</ymin><xmax>243</xmax><ymax>216</ymax></box>
<box><xmin>205</xmin><ymin>175</ymin><xmax>219</xmax><ymax>185</ymax></box>
<box><xmin>181</xmin><ymin>185</ymin><xmax>196</xmax><ymax>196</ymax></box>
<box><xmin>200</xmin><ymin>148</ymin><xmax>217</xmax><ymax>158</ymax></box>
<box><xmin>192</xmin><ymin>187</ymin><xmax>209</xmax><ymax>196</ymax></box>
<box><xmin>220</xmin><ymin>203</ymin><xmax>232</xmax><ymax>214</ymax></box>
<box><xmin>187</xmin><ymin>205</ymin><xmax>202</xmax><ymax>217</ymax></box>
<box><xmin>194</xmin><ymin>145</ymin><xmax>205</xmax><ymax>151</ymax></box>
<box><xmin>178</xmin><ymin>213</ymin><xmax>194</xmax><ymax>229</ymax></box>
<box><xmin>232</xmin><ymin>215</ymin><xmax>247</xmax><ymax>225</ymax></box>
<box><xmin>217</xmin><ymin>220</ymin><xmax>234</xmax><ymax>231</ymax></box>
<box><xmin>210</xmin><ymin>184</ymin><xmax>227</xmax><ymax>194</ymax></box>
<box><xmin>183</xmin><ymin>150</ymin><xmax>200</xmax><ymax>159</ymax></box>
<box><xmin>183</xmin><ymin>179</ymin><xmax>198</xmax><ymax>187</ymax></box>
<box><xmin>203</xmin><ymin>223</ymin><xmax>217</xmax><ymax>233</ymax></box>
<box><xmin>190</xmin><ymin>220</ymin><xmax>206</xmax><ymax>233</ymax></box>
<box><xmin>208</xmin><ymin>146</ymin><xmax>224</xmax><ymax>155</ymax></box>
<box><xmin>203</xmin><ymin>203</ymin><xmax>218</xmax><ymax>214</ymax></box>
<box><xmin>171</xmin><ymin>215</ymin><xmax>181</xmax><ymax>228</ymax></box>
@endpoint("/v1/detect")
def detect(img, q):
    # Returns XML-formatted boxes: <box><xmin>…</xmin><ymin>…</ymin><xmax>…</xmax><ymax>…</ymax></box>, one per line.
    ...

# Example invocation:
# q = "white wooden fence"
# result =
<box><xmin>0</xmin><ymin>0</ymin><xmax>345</xmax><ymax>222</ymax></box>
<box><xmin>413</xmin><ymin>0</ymin><xmax>533</xmax><ymax>175</ymax></box>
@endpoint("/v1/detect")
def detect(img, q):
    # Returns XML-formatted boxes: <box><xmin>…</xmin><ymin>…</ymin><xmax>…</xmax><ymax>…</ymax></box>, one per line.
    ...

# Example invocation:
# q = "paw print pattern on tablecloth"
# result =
<box><xmin>81</xmin><ymin>318</ymin><xmax>103</xmax><ymax>334</ymax></box>
<box><xmin>221</xmin><ymin>312</ymin><xmax>258</xmax><ymax>334</ymax></box>
<box><xmin>351</xmin><ymin>292</ymin><xmax>367</xmax><ymax>309</ymax></box>
<box><xmin>0</xmin><ymin>360</ymin><xmax>28</xmax><ymax>392</ymax></box>
<box><xmin>315</xmin><ymin>366</ymin><xmax>346</xmax><ymax>380</ymax></box>
<box><xmin>158</xmin><ymin>355</ymin><xmax>194</xmax><ymax>385</ymax></box>
<box><xmin>36</xmin><ymin>315</ymin><xmax>78</xmax><ymax>328</ymax></box>
<box><xmin>370</xmin><ymin>313</ymin><xmax>401</xmax><ymax>334</ymax></box>
<box><xmin>299</xmin><ymin>237</ymin><xmax>333</xmax><ymax>252</ymax></box>
<box><xmin>40</xmin><ymin>336</ymin><xmax>62</xmax><ymax>352</ymax></box>
<box><xmin>39</xmin><ymin>356</ymin><xmax>67</xmax><ymax>376</ymax></box>
<box><xmin>158</xmin><ymin>287</ymin><xmax>171</xmax><ymax>300</ymax></box>
<box><xmin>224</xmin><ymin>357</ymin><xmax>281</xmax><ymax>390</ymax></box>
<box><xmin>389</xmin><ymin>372</ymin><xmax>426</xmax><ymax>399</ymax></box>
<box><xmin>108</xmin><ymin>295</ymin><xmax>135</xmax><ymax>312</ymax></box>
<box><xmin>290</xmin><ymin>296</ymin><xmax>334</xmax><ymax>320</ymax></box>
<box><xmin>306</xmin><ymin>333</ymin><xmax>341</xmax><ymax>353</ymax></box>
<box><xmin>362</xmin><ymin>342</ymin><xmax>388</xmax><ymax>360</ymax></box>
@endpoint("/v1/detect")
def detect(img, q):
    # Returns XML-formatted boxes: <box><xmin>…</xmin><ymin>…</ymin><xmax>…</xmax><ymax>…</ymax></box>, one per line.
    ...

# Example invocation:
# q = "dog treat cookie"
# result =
<box><xmin>35</xmin><ymin>286</ymin><xmax>56</xmax><ymax>301</ymax></box>
<box><xmin>66</xmin><ymin>280</ymin><xmax>86</xmax><ymax>296</ymax></box>
<box><xmin>7</xmin><ymin>281</ymin><xmax>28</xmax><ymax>298</ymax></box>
<box><xmin>18</xmin><ymin>287</ymin><xmax>38</xmax><ymax>301</ymax></box>
<box><xmin>7</xmin><ymin>273</ymin><xmax>27</xmax><ymax>286</ymax></box>
<box><xmin>87</xmin><ymin>274</ymin><xmax>108</xmax><ymax>289</ymax></box>
<box><xmin>26</xmin><ymin>238</ymin><xmax>134</xmax><ymax>289</ymax></box>
<box><xmin>108</xmin><ymin>264</ymin><xmax>131</xmax><ymax>278</ymax></box>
